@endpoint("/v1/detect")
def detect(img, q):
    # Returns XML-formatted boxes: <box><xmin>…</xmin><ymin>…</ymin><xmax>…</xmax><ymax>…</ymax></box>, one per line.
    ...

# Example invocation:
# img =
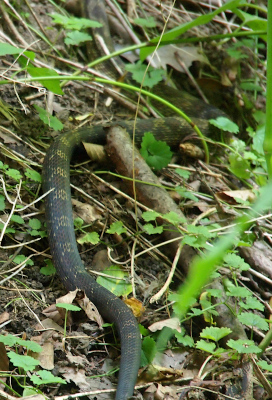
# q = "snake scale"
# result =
<box><xmin>42</xmin><ymin>1</ymin><xmax>226</xmax><ymax>399</ymax></box>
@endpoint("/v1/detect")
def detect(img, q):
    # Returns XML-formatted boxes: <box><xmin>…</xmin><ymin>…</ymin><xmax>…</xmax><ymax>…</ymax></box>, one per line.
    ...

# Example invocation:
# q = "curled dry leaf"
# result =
<box><xmin>72</xmin><ymin>199</ymin><xmax>102</xmax><ymax>224</ymax></box>
<box><xmin>124</xmin><ymin>297</ymin><xmax>145</xmax><ymax>318</ymax></box>
<box><xmin>215</xmin><ymin>189</ymin><xmax>256</xmax><ymax>205</ymax></box>
<box><xmin>83</xmin><ymin>142</ymin><xmax>107</xmax><ymax>162</ymax></box>
<box><xmin>148</xmin><ymin>317</ymin><xmax>181</xmax><ymax>333</ymax></box>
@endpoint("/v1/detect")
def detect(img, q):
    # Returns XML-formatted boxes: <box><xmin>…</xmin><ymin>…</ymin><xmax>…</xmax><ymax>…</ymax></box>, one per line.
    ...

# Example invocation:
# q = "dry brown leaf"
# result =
<box><xmin>0</xmin><ymin>311</ymin><xmax>9</xmax><ymax>324</ymax></box>
<box><xmin>76</xmin><ymin>292</ymin><xmax>103</xmax><ymax>328</ymax></box>
<box><xmin>153</xmin><ymin>45</ymin><xmax>208</xmax><ymax>71</ymax></box>
<box><xmin>83</xmin><ymin>142</ymin><xmax>106</xmax><ymax>162</ymax></box>
<box><xmin>148</xmin><ymin>317</ymin><xmax>181</xmax><ymax>333</ymax></box>
<box><xmin>124</xmin><ymin>297</ymin><xmax>145</xmax><ymax>318</ymax></box>
<box><xmin>30</xmin><ymin>335</ymin><xmax>54</xmax><ymax>370</ymax></box>
<box><xmin>215</xmin><ymin>189</ymin><xmax>256</xmax><ymax>205</ymax></box>
<box><xmin>72</xmin><ymin>198</ymin><xmax>102</xmax><ymax>224</ymax></box>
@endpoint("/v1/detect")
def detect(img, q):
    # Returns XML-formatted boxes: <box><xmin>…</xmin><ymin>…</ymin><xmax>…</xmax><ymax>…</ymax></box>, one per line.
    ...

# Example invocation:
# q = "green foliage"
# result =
<box><xmin>77</xmin><ymin>231</ymin><xmax>100</xmax><ymax>245</ymax></box>
<box><xmin>209</xmin><ymin>117</ymin><xmax>239</xmax><ymax>134</ymax></box>
<box><xmin>65</xmin><ymin>31</ymin><xmax>92</xmax><ymax>46</ymax></box>
<box><xmin>34</xmin><ymin>105</ymin><xmax>63</xmax><ymax>130</ymax></box>
<box><xmin>143</xmin><ymin>224</ymin><xmax>163</xmax><ymax>235</ymax></box>
<box><xmin>140</xmin><ymin>132</ymin><xmax>172</xmax><ymax>170</ymax></box>
<box><xmin>141</xmin><ymin>336</ymin><xmax>157</xmax><ymax>366</ymax></box>
<box><xmin>49</xmin><ymin>13</ymin><xmax>102</xmax><ymax>30</ymax></box>
<box><xmin>0</xmin><ymin>43</ymin><xmax>35</xmax><ymax>60</ymax></box>
<box><xmin>237</xmin><ymin>312</ymin><xmax>269</xmax><ymax>331</ymax></box>
<box><xmin>6</xmin><ymin>168</ymin><xmax>23</xmax><ymax>181</ymax></box>
<box><xmin>30</xmin><ymin>370</ymin><xmax>66</xmax><ymax>386</ymax></box>
<box><xmin>175</xmin><ymin>186</ymin><xmax>199</xmax><ymax>202</ymax></box>
<box><xmin>134</xmin><ymin>17</ymin><xmax>156</xmax><ymax>28</ymax></box>
<box><xmin>7</xmin><ymin>353</ymin><xmax>40</xmax><ymax>372</ymax></box>
<box><xmin>106</xmin><ymin>221</ymin><xmax>127</xmax><ymax>235</ymax></box>
<box><xmin>223</xmin><ymin>253</ymin><xmax>250</xmax><ymax>271</ymax></box>
<box><xmin>27</xmin><ymin>68</ymin><xmax>64</xmax><ymax>95</ymax></box>
<box><xmin>200</xmin><ymin>326</ymin><xmax>232</xmax><ymax>342</ymax></box>
<box><xmin>227</xmin><ymin>339</ymin><xmax>262</xmax><ymax>354</ymax></box>
<box><xmin>40</xmin><ymin>259</ymin><xmax>56</xmax><ymax>276</ymax></box>
<box><xmin>140</xmin><ymin>0</ymin><xmax>243</xmax><ymax>59</ymax></box>
<box><xmin>125</xmin><ymin>61</ymin><xmax>165</xmax><ymax>88</ymax></box>
<box><xmin>13</xmin><ymin>255</ymin><xmax>34</xmax><ymax>266</ymax></box>
<box><xmin>25</xmin><ymin>169</ymin><xmax>42</xmax><ymax>183</ymax></box>
<box><xmin>56</xmin><ymin>303</ymin><xmax>81</xmax><ymax>312</ymax></box>
<box><xmin>97</xmin><ymin>265</ymin><xmax>132</xmax><ymax>296</ymax></box>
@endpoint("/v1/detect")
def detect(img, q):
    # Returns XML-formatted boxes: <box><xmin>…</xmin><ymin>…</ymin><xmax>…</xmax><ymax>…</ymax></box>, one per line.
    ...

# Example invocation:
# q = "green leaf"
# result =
<box><xmin>106</xmin><ymin>221</ymin><xmax>127</xmax><ymax>235</ymax></box>
<box><xmin>209</xmin><ymin>117</ymin><xmax>239</xmax><ymax>134</ymax></box>
<box><xmin>163</xmin><ymin>211</ymin><xmax>185</xmax><ymax>225</ymax></box>
<box><xmin>28</xmin><ymin>218</ymin><xmax>41</xmax><ymax>230</ymax></box>
<box><xmin>0</xmin><ymin>43</ymin><xmax>35</xmax><ymax>60</ymax></box>
<box><xmin>139</xmin><ymin>324</ymin><xmax>149</xmax><ymax>336</ymax></box>
<box><xmin>227</xmin><ymin>339</ymin><xmax>261</xmax><ymax>354</ymax></box>
<box><xmin>13</xmin><ymin>255</ymin><xmax>34</xmax><ymax>266</ymax></box>
<box><xmin>175</xmin><ymin>169</ymin><xmax>191</xmax><ymax>179</ymax></box>
<box><xmin>140</xmin><ymin>132</ymin><xmax>172</xmax><ymax>170</ymax></box>
<box><xmin>238</xmin><ymin>312</ymin><xmax>269</xmax><ymax>331</ymax></box>
<box><xmin>0</xmin><ymin>334</ymin><xmax>19</xmax><ymax>346</ymax></box>
<box><xmin>27</xmin><ymin>67</ymin><xmax>64</xmax><ymax>95</ymax></box>
<box><xmin>223</xmin><ymin>253</ymin><xmax>250</xmax><ymax>271</ymax></box>
<box><xmin>196</xmin><ymin>340</ymin><xmax>216</xmax><ymax>354</ymax></box>
<box><xmin>0</xmin><ymin>195</ymin><xmax>5</xmax><ymax>211</ymax></box>
<box><xmin>23</xmin><ymin>388</ymin><xmax>38</xmax><ymax>397</ymax></box>
<box><xmin>30</xmin><ymin>370</ymin><xmax>66</xmax><ymax>385</ymax></box>
<box><xmin>200</xmin><ymin>327</ymin><xmax>232</xmax><ymax>342</ymax></box>
<box><xmin>8</xmin><ymin>352</ymin><xmax>40</xmax><ymax>371</ymax></box>
<box><xmin>142</xmin><ymin>210</ymin><xmax>160</xmax><ymax>221</ymax></box>
<box><xmin>56</xmin><ymin>303</ymin><xmax>81</xmax><ymax>312</ymax></box>
<box><xmin>232</xmin><ymin>9</ymin><xmax>267</xmax><ymax>41</ymax></box>
<box><xmin>257</xmin><ymin>360</ymin><xmax>272</xmax><ymax>372</ymax></box>
<box><xmin>140</xmin><ymin>0</ymin><xmax>244</xmax><ymax>59</ymax></box>
<box><xmin>175</xmin><ymin>186</ymin><xmax>199</xmax><ymax>202</ymax></box>
<box><xmin>49</xmin><ymin>13</ymin><xmax>102</xmax><ymax>30</ymax></box>
<box><xmin>141</xmin><ymin>336</ymin><xmax>157</xmax><ymax>366</ymax></box>
<box><xmin>251</xmin><ymin>124</ymin><xmax>265</xmax><ymax>155</ymax></box>
<box><xmin>143</xmin><ymin>223</ymin><xmax>163</xmax><ymax>235</ymax></box>
<box><xmin>65</xmin><ymin>31</ymin><xmax>92</xmax><ymax>46</ymax></box>
<box><xmin>97</xmin><ymin>265</ymin><xmax>132</xmax><ymax>297</ymax></box>
<box><xmin>74</xmin><ymin>217</ymin><xmax>84</xmax><ymax>229</ymax></box>
<box><xmin>6</xmin><ymin>168</ymin><xmax>22</xmax><ymax>181</ymax></box>
<box><xmin>228</xmin><ymin>154</ymin><xmax>251</xmax><ymax>179</ymax></box>
<box><xmin>226</xmin><ymin>286</ymin><xmax>251</xmax><ymax>298</ymax></box>
<box><xmin>239</xmin><ymin>297</ymin><xmax>264</xmax><ymax>311</ymax></box>
<box><xmin>77</xmin><ymin>232</ymin><xmax>100</xmax><ymax>245</ymax></box>
<box><xmin>17</xmin><ymin>339</ymin><xmax>42</xmax><ymax>353</ymax></box>
<box><xmin>175</xmin><ymin>331</ymin><xmax>194</xmax><ymax>347</ymax></box>
<box><xmin>11</xmin><ymin>215</ymin><xmax>24</xmax><ymax>224</ymax></box>
<box><xmin>34</xmin><ymin>105</ymin><xmax>63</xmax><ymax>130</ymax></box>
<box><xmin>125</xmin><ymin>61</ymin><xmax>165</xmax><ymax>88</ymax></box>
<box><xmin>40</xmin><ymin>260</ymin><xmax>56</xmax><ymax>276</ymax></box>
<box><xmin>134</xmin><ymin>17</ymin><xmax>156</xmax><ymax>28</ymax></box>
<box><xmin>205</xmin><ymin>288</ymin><xmax>222</xmax><ymax>298</ymax></box>
<box><xmin>25</xmin><ymin>169</ymin><xmax>42</xmax><ymax>183</ymax></box>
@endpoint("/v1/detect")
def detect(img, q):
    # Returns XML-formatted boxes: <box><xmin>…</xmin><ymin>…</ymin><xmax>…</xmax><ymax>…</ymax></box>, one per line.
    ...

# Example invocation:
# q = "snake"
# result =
<box><xmin>42</xmin><ymin>1</ymin><xmax>227</xmax><ymax>399</ymax></box>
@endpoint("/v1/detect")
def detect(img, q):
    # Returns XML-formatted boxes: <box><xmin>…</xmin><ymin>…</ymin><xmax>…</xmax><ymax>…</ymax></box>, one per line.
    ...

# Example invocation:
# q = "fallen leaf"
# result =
<box><xmin>124</xmin><ymin>297</ymin><xmax>145</xmax><ymax>318</ymax></box>
<box><xmin>155</xmin><ymin>45</ymin><xmax>208</xmax><ymax>71</ymax></box>
<box><xmin>72</xmin><ymin>199</ymin><xmax>102</xmax><ymax>224</ymax></box>
<box><xmin>149</xmin><ymin>317</ymin><xmax>181</xmax><ymax>333</ymax></box>
<box><xmin>215</xmin><ymin>189</ymin><xmax>256</xmax><ymax>205</ymax></box>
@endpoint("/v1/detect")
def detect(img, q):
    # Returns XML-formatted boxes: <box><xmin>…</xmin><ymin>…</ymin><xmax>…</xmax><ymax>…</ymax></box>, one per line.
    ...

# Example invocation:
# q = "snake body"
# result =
<box><xmin>42</xmin><ymin>114</ymin><xmax>224</xmax><ymax>399</ymax></box>
<box><xmin>43</xmin><ymin>2</ymin><xmax>227</xmax><ymax>399</ymax></box>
